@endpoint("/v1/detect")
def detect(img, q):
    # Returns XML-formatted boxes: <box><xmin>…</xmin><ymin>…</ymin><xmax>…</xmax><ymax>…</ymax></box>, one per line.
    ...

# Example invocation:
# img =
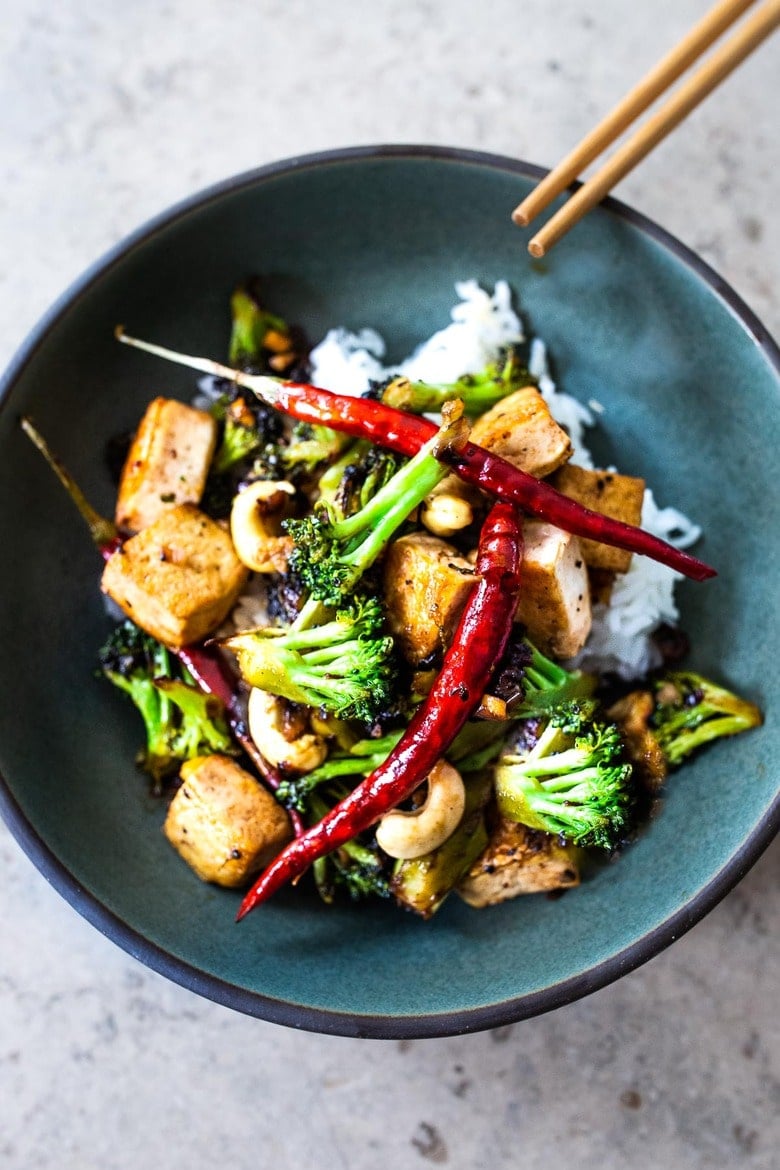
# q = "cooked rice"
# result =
<box><xmin>309</xmin><ymin>279</ymin><xmax>524</xmax><ymax>392</ymax></box>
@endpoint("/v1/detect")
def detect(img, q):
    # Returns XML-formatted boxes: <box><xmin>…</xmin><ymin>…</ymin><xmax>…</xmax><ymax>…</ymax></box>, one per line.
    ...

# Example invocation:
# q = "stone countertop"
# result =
<box><xmin>1</xmin><ymin>2</ymin><xmax>777</xmax><ymax>1167</ymax></box>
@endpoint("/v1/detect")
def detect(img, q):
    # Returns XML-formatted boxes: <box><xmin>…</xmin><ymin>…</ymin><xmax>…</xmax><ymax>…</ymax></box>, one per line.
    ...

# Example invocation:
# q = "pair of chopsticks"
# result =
<box><xmin>513</xmin><ymin>0</ymin><xmax>780</xmax><ymax>257</ymax></box>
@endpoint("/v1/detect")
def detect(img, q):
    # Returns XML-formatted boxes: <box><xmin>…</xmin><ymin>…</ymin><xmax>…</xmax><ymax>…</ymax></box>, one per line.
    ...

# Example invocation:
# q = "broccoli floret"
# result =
<box><xmin>490</xmin><ymin>632</ymin><xmax>596</xmax><ymax>715</ymax></box>
<box><xmin>651</xmin><ymin>670</ymin><xmax>763</xmax><ymax>767</ymax></box>
<box><xmin>315</xmin><ymin>440</ymin><xmax>371</xmax><ymax>509</ymax></box>
<box><xmin>203</xmin><ymin>390</ymin><xmax>287</xmax><ymax>516</ymax></box>
<box><xmin>333</xmin><ymin>444</ymin><xmax>407</xmax><ymax>518</ymax></box>
<box><xmin>228</xmin><ymin>281</ymin><xmax>300</xmax><ymax>371</ymax></box>
<box><xmin>380</xmin><ymin>345</ymin><xmax>534</xmax><ymax>416</ymax></box>
<box><xmin>494</xmin><ymin>702</ymin><xmax>633</xmax><ymax>850</ymax></box>
<box><xmin>98</xmin><ymin>620</ymin><xmax>235</xmax><ymax>792</ymax></box>
<box><xmin>327</xmin><ymin>839</ymin><xmax>392</xmax><ymax>901</ymax></box>
<box><xmin>307</xmin><ymin>792</ymin><xmax>391</xmax><ymax>903</ymax></box>
<box><xmin>224</xmin><ymin>598</ymin><xmax>398</xmax><ymax>724</ymax></box>
<box><xmin>212</xmin><ymin>411</ymin><xmax>262</xmax><ymax>476</ymax></box>
<box><xmin>285</xmin><ymin>431</ymin><xmax>449</xmax><ymax>607</ymax></box>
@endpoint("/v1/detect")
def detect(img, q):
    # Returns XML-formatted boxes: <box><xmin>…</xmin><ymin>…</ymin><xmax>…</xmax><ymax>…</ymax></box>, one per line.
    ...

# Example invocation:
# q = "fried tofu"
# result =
<box><xmin>101</xmin><ymin>503</ymin><xmax>249</xmax><ymax>647</ymax></box>
<box><xmin>115</xmin><ymin>397</ymin><xmax>218</xmax><ymax>533</ymax></box>
<box><xmin>607</xmin><ymin>690</ymin><xmax>669</xmax><ymax>793</ymax></box>
<box><xmin>550</xmin><ymin>463</ymin><xmax>645</xmax><ymax>573</ymax></box>
<box><xmin>457</xmin><ymin>816</ymin><xmax>581</xmax><ymax>907</ymax></box>
<box><xmin>164</xmin><ymin>754</ymin><xmax>292</xmax><ymax>887</ymax></box>
<box><xmin>515</xmin><ymin>521</ymin><xmax>592</xmax><ymax>658</ymax></box>
<box><xmin>383</xmin><ymin>532</ymin><xmax>477</xmax><ymax>666</ymax></box>
<box><xmin>469</xmin><ymin>386</ymin><xmax>572</xmax><ymax>478</ymax></box>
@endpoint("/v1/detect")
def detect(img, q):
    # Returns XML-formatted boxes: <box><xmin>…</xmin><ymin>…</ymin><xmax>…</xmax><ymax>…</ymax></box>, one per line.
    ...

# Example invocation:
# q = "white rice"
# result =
<box><xmin>309</xmin><ymin>280</ymin><xmax>701</xmax><ymax>679</ymax></box>
<box><xmin>309</xmin><ymin>279</ymin><xmax>523</xmax><ymax>388</ymax></box>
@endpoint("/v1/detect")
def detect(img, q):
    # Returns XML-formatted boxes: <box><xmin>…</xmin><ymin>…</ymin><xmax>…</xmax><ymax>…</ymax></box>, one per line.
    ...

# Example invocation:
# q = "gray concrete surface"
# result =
<box><xmin>1</xmin><ymin>2</ymin><xmax>777</xmax><ymax>1167</ymax></box>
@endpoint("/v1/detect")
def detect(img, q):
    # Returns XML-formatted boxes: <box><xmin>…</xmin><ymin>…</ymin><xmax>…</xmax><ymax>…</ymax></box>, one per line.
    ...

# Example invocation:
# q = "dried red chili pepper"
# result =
<box><xmin>272</xmin><ymin>378</ymin><xmax>715</xmax><ymax>582</ymax></box>
<box><xmin>235</xmin><ymin>500</ymin><xmax>524</xmax><ymax>918</ymax></box>
<box><xmin>114</xmin><ymin>333</ymin><xmax>717</xmax><ymax>582</ymax></box>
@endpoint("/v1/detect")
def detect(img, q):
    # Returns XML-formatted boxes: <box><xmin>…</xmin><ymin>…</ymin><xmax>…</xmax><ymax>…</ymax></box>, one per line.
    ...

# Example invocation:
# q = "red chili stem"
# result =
<box><xmin>236</xmin><ymin>501</ymin><xmax>524</xmax><ymax>919</ymax></box>
<box><xmin>272</xmin><ymin>379</ymin><xmax>715</xmax><ymax>582</ymax></box>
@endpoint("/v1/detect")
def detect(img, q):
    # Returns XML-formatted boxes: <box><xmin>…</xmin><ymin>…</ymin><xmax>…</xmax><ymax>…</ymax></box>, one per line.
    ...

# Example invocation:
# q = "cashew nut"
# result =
<box><xmin>421</xmin><ymin>475</ymin><xmax>477</xmax><ymax>538</ymax></box>
<box><xmin>375</xmin><ymin>760</ymin><xmax>466</xmax><ymax>859</ymax></box>
<box><xmin>247</xmin><ymin>687</ymin><xmax>328</xmax><ymax>773</ymax></box>
<box><xmin>230</xmin><ymin>480</ymin><xmax>296</xmax><ymax>572</ymax></box>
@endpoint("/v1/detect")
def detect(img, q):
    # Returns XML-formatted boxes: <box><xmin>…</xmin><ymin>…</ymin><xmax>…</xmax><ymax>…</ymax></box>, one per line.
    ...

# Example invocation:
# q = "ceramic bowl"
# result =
<box><xmin>0</xmin><ymin>146</ymin><xmax>777</xmax><ymax>1038</ymax></box>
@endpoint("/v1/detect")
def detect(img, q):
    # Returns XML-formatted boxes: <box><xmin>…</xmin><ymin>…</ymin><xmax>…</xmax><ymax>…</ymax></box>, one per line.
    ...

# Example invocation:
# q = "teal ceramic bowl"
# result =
<box><xmin>0</xmin><ymin>147</ymin><xmax>777</xmax><ymax>1038</ymax></box>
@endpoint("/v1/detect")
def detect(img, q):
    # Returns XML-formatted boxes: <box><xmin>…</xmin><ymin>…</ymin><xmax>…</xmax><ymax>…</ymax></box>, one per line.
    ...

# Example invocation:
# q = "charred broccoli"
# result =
<box><xmin>651</xmin><ymin>670</ymin><xmax>763</xmax><ymax>767</ymax></box>
<box><xmin>276</xmin><ymin>731</ymin><xmax>403</xmax><ymax>812</ymax></box>
<box><xmin>306</xmin><ymin>792</ymin><xmax>391</xmax><ymax>903</ymax></box>
<box><xmin>228</xmin><ymin>281</ymin><xmax>301</xmax><ymax>372</ymax></box>
<box><xmin>281</xmin><ymin>421</ymin><xmax>351</xmax><ymax>476</ymax></box>
<box><xmin>285</xmin><ymin>430</ymin><xmax>449</xmax><ymax>607</ymax></box>
<box><xmin>491</xmin><ymin>633</ymin><xmax>596</xmax><ymax>716</ymax></box>
<box><xmin>210</xmin><ymin>396</ymin><xmax>264</xmax><ymax>475</ymax></box>
<box><xmin>98</xmin><ymin>620</ymin><xmax>235</xmax><ymax>792</ymax></box>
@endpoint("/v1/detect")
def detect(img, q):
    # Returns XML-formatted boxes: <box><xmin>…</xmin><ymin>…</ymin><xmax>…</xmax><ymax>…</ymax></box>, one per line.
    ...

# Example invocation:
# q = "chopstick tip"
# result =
<box><xmin>527</xmin><ymin>238</ymin><xmax>546</xmax><ymax>259</ymax></box>
<box><xmin>511</xmin><ymin>205</ymin><xmax>530</xmax><ymax>227</ymax></box>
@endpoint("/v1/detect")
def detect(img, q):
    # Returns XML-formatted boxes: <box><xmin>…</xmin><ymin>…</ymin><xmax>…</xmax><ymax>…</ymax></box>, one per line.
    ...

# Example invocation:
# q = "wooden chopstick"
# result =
<box><xmin>514</xmin><ymin>0</ymin><xmax>780</xmax><ymax>258</ymax></box>
<box><xmin>513</xmin><ymin>0</ymin><xmax>757</xmax><ymax>229</ymax></box>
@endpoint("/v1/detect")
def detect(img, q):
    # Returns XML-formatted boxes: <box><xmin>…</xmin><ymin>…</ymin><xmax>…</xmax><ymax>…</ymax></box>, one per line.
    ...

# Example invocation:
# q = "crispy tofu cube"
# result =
<box><xmin>164</xmin><ymin>754</ymin><xmax>292</xmax><ymax>887</ymax></box>
<box><xmin>101</xmin><ymin>503</ymin><xmax>249</xmax><ymax>647</ymax></box>
<box><xmin>515</xmin><ymin>521</ymin><xmax>591</xmax><ymax>658</ymax></box>
<box><xmin>116</xmin><ymin>397</ymin><xmax>217</xmax><ymax>533</ymax></box>
<box><xmin>383</xmin><ymin>533</ymin><xmax>477</xmax><ymax>665</ymax></box>
<box><xmin>550</xmin><ymin>463</ymin><xmax>645</xmax><ymax>573</ymax></box>
<box><xmin>457</xmin><ymin>816</ymin><xmax>581</xmax><ymax>907</ymax></box>
<box><xmin>469</xmin><ymin>386</ymin><xmax>572</xmax><ymax>478</ymax></box>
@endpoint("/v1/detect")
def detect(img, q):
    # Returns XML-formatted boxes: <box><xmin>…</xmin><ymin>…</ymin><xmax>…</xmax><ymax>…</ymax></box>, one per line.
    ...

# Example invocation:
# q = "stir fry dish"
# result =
<box><xmin>22</xmin><ymin>279</ymin><xmax>763</xmax><ymax>920</ymax></box>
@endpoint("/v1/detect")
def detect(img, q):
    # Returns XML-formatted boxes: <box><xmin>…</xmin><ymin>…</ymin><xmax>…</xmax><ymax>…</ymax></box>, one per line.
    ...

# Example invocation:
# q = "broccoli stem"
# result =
<box><xmin>20</xmin><ymin>417</ymin><xmax>118</xmax><ymax>550</ymax></box>
<box><xmin>276</xmin><ymin>731</ymin><xmax>403</xmax><ymax>812</ymax></box>
<box><xmin>291</xmin><ymin>595</ymin><xmax>328</xmax><ymax>633</ymax></box>
<box><xmin>332</xmin><ymin>436</ymin><xmax>447</xmax><ymax>562</ymax></box>
<box><xmin>381</xmin><ymin>347</ymin><xmax>534</xmax><ymax>416</ymax></box>
<box><xmin>286</xmin><ymin>426</ymin><xmax>452</xmax><ymax>608</ymax></box>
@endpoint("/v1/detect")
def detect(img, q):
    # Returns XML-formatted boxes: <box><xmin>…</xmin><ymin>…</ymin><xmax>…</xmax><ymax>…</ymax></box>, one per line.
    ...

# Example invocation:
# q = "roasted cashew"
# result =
<box><xmin>420</xmin><ymin>475</ymin><xmax>476</xmax><ymax>538</ymax></box>
<box><xmin>375</xmin><ymin>760</ymin><xmax>466</xmax><ymax>859</ymax></box>
<box><xmin>230</xmin><ymin>480</ymin><xmax>296</xmax><ymax>572</ymax></box>
<box><xmin>247</xmin><ymin>687</ymin><xmax>328</xmax><ymax>773</ymax></box>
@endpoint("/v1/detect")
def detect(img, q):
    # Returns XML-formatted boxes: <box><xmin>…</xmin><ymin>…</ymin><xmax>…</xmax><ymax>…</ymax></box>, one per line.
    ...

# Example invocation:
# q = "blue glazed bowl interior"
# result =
<box><xmin>0</xmin><ymin>147</ymin><xmax>777</xmax><ymax>1038</ymax></box>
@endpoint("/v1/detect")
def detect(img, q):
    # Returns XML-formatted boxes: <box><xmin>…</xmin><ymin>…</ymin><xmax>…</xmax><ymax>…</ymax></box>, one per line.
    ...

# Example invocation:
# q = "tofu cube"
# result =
<box><xmin>457</xmin><ymin>816</ymin><xmax>581</xmax><ymax>907</ymax></box>
<box><xmin>515</xmin><ymin>521</ymin><xmax>591</xmax><ymax>659</ymax></box>
<box><xmin>101</xmin><ymin>503</ymin><xmax>249</xmax><ymax>647</ymax></box>
<box><xmin>469</xmin><ymin>386</ymin><xmax>572</xmax><ymax>478</ymax></box>
<box><xmin>164</xmin><ymin>754</ymin><xmax>292</xmax><ymax>887</ymax></box>
<box><xmin>383</xmin><ymin>532</ymin><xmax>477</xmax><ymax>665</ymax></box>
<box><xmin>116</xmin><ymin>397</ymin><xmax>217</xmax><ymax>533</ymax></box>
<box><xmin>550</xmin><ymin>463</ymin><xmax>645</xmax><ymax>573</ymax></box>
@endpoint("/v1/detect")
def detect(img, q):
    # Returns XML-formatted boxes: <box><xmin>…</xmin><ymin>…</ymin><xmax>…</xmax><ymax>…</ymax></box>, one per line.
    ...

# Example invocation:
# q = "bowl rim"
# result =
<box><xmin>0</xmin><ymin>143</ymin><xmax>778</xmax><ymax>1039</ymax></box>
